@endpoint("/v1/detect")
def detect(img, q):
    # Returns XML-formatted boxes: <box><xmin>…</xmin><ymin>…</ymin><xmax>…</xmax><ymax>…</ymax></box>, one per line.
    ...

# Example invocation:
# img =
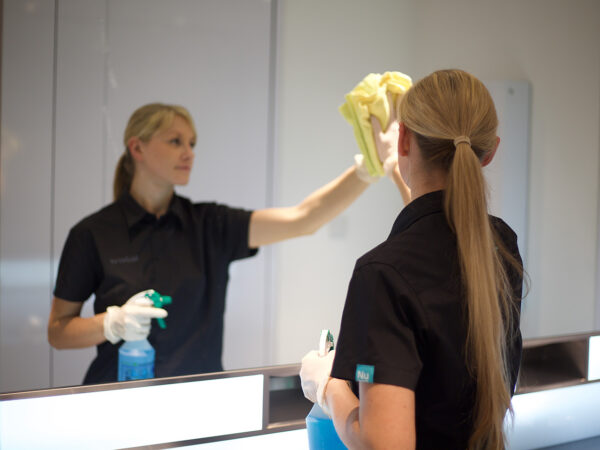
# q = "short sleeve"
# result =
<box><xmin>53</xmin><ymin>225</ymin><xmax>102</xmax><ymax>302</ymax></box>
<box><xmin>491</xmin><ymin>217</ymin><xmax>523</xmax><ymax>301</ymax></box>
<box><xmin>491</xmin><ymin>217</ymin><xmax>524</xmax><ymax>393</ymax></box>
<box><xmin>331</xmin><ymin>262</ymin><xmax>424</xmax><ymax>390</ymax></box>
<box><xmin>196</xmin><ymin>203</ymin><xmax>258</xmax><ymax>262</ymax></box>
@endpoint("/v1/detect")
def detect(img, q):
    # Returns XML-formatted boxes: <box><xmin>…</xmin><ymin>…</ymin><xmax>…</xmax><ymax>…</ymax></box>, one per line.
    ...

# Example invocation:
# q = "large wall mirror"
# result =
<box><xmin>1</xmin><ymin>0</ymin><xmax>599</xmax><ymax>393</ymax></box>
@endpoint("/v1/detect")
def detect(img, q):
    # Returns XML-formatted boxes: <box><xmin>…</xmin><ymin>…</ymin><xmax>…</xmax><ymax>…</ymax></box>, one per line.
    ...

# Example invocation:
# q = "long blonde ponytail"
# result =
<box><xmin>399</xmin><ymin>69</ymin><xmax>523</xmax><ymax>449</ymax></box>
<box><xmin>447</xmin><ymin>140</ymin><xmax>513</xmax><ymax>449</ymax></box>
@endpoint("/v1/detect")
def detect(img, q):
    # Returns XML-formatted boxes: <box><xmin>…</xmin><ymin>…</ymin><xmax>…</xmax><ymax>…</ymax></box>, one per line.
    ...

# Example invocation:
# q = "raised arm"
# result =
<box><xmin>370</xmin><ymin>94</ymin><xmax>411</xmax><ymax>205</ymax></box>
<box><xmin>248</xmin><ymin>165</ymin><xmax>369</xmax><ymax>248</ymax></box>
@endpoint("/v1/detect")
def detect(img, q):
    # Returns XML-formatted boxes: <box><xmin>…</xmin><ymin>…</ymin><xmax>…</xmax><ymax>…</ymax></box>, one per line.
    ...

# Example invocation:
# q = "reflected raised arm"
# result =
<box><xmin>249</xmin><ymin>93</ymin><xmax>413</xmax><ymax>249</ymax></box>
<box><xmin>248</xmin><ymin>165</ymin><xmax>369</xmax><ymax>248</ymax></box>
<box><xmin>248</xmin><ymin>113</ymin><xmax>413</xmax><ymax>249</ymax></box>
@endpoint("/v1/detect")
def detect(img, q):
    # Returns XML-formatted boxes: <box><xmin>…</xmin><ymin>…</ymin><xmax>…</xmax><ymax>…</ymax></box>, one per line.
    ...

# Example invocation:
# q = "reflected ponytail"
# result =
<box><xmin>399</xmin><ymin>70</ymin><xmax>524</xmax><ymax>449</ymax></box>
<box><xmin>113</xmin><ymin>151</ymin><xmax>134</xmax><ymax>201</ymax></box>
<box><xmin>113</xmin><ymin>103</ymin><xmax>196</xmax><ymax>201</ymax></box>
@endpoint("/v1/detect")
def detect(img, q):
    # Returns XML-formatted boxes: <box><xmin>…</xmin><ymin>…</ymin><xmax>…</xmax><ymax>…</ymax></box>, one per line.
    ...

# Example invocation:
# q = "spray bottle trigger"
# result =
<box><xmin>318</xmin><ymin>329</ymin><xmax>334</xmax><ymax>357</ymax></box>
<box><xmin>145</xmin><ymin>291</ymin><xmax>172</xmax><ymax>329</ymax></box>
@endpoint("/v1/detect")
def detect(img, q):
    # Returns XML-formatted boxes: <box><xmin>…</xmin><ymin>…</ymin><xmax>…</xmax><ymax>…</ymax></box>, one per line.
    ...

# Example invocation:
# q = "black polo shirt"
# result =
<box><xmin>54</xmin><ymin>192</ymin><xmax>257</xmax><ymax>384</ymax></box>
<box><xmin>331</xmin><ymin>190</ymin><xmax>522</xmax><ymax>449</ymax></box>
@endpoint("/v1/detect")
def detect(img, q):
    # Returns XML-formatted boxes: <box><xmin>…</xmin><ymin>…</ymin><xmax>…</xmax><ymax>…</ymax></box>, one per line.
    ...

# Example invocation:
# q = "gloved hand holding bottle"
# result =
<box><xmin>301</xmin><ymin>330</ymin><xmax>346</xmax><ymax>449</ymax></box>
<box><xmin>103</xmin><ymin>289</ymin><xmax>168</xmax><ymax>344</ymax></box>
<box><xmin>301</xmin><ymin>349</ymin><xmax>336</xmax><ymax>415</ymax></box>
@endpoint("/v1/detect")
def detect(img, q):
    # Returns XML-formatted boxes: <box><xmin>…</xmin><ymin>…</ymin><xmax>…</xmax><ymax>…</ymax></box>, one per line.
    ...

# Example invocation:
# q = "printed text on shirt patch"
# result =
<box><xmin>355</xmin><ymin>364</ymin><xmax>375</xmax><ymax>383</ymax></box>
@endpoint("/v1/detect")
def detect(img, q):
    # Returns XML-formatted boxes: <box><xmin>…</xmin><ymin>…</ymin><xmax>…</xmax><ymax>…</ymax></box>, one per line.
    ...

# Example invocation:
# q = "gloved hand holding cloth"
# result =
<box><xmin>104</xmin><ymin>289</ymin><xmax>168</xmax><ymax>344</ymax></box>
<box><xmin>340</xmin><ymin>71</ymin><xmax>412</xmax><ymax>181</ymax></box>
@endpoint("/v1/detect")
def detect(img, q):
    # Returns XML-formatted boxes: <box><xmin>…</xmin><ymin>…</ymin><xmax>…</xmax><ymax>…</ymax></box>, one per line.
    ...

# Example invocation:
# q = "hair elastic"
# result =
<box><xmin>453</xmin><ymin>136</ymin><xmax>471</xmax><ymax>147</ymax></box>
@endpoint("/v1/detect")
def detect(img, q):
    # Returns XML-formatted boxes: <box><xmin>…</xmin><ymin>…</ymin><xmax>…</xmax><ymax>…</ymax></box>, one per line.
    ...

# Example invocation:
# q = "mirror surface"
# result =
<box><xmin>1</xmin><ymin>0</ymin><xmax>599</xmax><ymax>393</ymax></box>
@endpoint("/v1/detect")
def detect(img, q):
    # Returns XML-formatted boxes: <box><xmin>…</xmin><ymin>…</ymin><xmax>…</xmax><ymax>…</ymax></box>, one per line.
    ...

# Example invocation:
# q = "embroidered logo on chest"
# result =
<box><xmin>109</xmin><ymin>255</ymin><xmax>139</xmax><ymax>264</ymax></box>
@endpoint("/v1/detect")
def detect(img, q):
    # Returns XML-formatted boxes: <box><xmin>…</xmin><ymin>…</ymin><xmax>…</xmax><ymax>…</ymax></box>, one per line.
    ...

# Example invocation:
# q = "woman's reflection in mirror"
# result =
<box><xmin>47</xmin><ymin>103</ymin><xmax>409</xmax><ymax>384</ymax></box>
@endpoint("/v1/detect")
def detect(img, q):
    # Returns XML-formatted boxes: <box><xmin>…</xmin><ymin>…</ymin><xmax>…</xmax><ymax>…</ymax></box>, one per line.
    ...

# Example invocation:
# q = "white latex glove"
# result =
<box><xmin>103</xmin><ymin>289</ymin><xmax>168</xmax><ymax>344</ymax></box>
<box><xmin>370</xmin><ymin>91</ymin><xmax>400</xmax><ymax>177</ymax></box>
<box><xmin>300</xmin><ymin>349</ymin><xmax>336</xmax><ymax>415</ymax></box>
<box><xmin>354</xmin><ymin>154</ymin><xmax>380</xmax><ymax>184</ymax></box>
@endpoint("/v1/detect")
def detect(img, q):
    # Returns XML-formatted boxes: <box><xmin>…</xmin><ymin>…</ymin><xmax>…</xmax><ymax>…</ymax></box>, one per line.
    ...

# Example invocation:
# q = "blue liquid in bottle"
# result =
<box><xmin>118</xmin><ymin>339</ymin><xmax>155</xmax><ymax>381</ymax></box>
<box><xmin>306</xmin><ymin>404</ymin><xmax>347</xmax><ymax>449</ymax></box>
<box><xmin>305</xmin><ymin>329</ymin><xmax>346</xmax><ymax>449</ymax></box>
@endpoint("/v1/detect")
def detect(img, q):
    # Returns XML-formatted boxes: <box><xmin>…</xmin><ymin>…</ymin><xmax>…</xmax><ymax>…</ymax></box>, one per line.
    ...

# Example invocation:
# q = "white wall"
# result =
<box><xmin>272</xmin><ymin>0</ymin><xmax>600</xmax><ymax>366</ymax></box>
<box><xmin>407</xmin><ymin>0</ymin><xmax>600</xmax><ymax>339</ymax></box>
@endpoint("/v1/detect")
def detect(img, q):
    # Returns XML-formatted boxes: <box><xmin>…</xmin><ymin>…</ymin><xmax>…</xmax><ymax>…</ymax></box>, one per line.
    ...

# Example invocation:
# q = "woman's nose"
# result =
<box><xmin>182</xmin><ymin>144</ymin><xmax>195</xmax><ymax>160</ymax></box>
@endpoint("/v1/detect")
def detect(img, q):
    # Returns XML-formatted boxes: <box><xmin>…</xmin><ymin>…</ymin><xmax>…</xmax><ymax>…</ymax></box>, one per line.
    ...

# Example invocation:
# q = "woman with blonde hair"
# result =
<box><xmin>301</xmin><ymin>69</ymin><xmax>524</xmax><ymax>449</ymax></box>
<box><xmin>48</xmin><ymin>102</ymin><xmax>404</xmax><ymax>384</ymax></box>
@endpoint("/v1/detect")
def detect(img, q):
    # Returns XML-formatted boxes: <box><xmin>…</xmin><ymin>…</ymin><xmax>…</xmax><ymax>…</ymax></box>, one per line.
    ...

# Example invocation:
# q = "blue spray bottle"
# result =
<box><xmin>117</xmin><ymin>291</ymin><xmax>172</xmax><ymax>381</ymax></box>
<box><xmin>305</xmin><ymin>329</ymin><xmax>347</xmax><ymax>449</ymax></box>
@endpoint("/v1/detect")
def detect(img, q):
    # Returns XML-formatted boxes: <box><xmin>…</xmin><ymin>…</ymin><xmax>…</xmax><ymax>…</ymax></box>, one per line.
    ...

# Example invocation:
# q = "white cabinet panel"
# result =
<box><xmin>0</xmin><ymin>375</ymin><xmax>265</xmax><ymax>449</ymax></box>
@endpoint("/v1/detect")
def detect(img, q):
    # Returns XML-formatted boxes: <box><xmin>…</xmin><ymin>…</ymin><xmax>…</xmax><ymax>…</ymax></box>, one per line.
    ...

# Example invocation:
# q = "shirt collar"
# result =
<box><xmin>118</xmin><ymin>192</ymin><xmax>185</xmax><ymax>231</ymax></box>
<box><xmin>389</xmin><ymin>190</ymin><xmax>445</xmax><ymax>238</ymax></box>
<box><xmin>168</xmin><ymin>194</ymin><xmax>186</xmax><ymax>228</ymax></box>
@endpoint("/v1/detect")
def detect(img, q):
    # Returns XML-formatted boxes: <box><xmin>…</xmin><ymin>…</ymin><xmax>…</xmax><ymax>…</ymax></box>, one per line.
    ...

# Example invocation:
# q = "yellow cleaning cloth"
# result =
<box><xmin>339</xmin><ymin>72</ymin><xmax>412</xmax><ymax>176</ymax></box>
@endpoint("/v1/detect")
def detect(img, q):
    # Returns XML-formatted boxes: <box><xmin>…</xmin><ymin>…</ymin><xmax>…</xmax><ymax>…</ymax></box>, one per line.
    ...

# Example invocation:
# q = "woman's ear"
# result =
<box><xmin>481</xmin><ymin>136</ymin><xmax>500</xmax><ymax>167</ymax></box>
<box><xmin>127</xmin><ymin>136</ymin><xmax>144</xmax><ymax>162</ymax></box>
<box><xmin>398</xmin><ymin>122</ymin><xmax>411</xmax><ymax>157</ymax></box>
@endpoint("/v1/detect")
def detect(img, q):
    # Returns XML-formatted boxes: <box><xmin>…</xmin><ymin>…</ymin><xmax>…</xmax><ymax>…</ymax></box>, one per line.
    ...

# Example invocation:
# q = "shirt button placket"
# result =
<box><xmin>149</xmin><ymin>222</ymin><xmax>159</xmax><ymax>285</ymax></box>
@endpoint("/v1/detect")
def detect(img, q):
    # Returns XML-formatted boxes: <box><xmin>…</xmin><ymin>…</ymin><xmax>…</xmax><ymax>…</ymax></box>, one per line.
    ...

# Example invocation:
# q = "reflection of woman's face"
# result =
<box><xmin>139</xmin><ymin>115</ymin><xmax>196</xmax><ymax>186</ymax></box>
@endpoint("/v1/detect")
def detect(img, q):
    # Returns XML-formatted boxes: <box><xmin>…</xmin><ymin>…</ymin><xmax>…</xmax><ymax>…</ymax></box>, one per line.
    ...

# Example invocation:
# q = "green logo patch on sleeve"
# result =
<box><xmin>355</xmin><ymin>364</ymin><xmax>375</xmax><ymax>383</ymax></box>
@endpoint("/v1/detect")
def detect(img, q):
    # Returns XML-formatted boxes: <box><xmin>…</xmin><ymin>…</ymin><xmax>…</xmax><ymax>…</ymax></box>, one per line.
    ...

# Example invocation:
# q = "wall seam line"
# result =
<box><xmin>264</xmin><ymin>0</ymin><xmax>280</xmax><ymax>366</ymax></box>
<box><xmin>49</xmin><ymin>0</ymin><xmax>60</xmax><ymax>389</ymax></box>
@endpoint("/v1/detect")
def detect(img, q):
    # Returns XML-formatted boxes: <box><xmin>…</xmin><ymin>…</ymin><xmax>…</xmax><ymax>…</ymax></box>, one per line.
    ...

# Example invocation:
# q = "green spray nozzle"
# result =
<box><xmin>145</xmin><ymin>291</ymin><xmax>172</xmax><ymax>329</ymax></box>
<box><xmin>318</xmin><ymin>329</ymin><xmax>334</xmax><ymax>356</ymax></box>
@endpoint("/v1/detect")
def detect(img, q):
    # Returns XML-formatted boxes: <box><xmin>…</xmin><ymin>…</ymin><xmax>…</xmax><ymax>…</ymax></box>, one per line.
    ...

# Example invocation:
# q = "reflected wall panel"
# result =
<box><xmin>104</xmin><ymin>0</ymin><xmax>273</xmax><ymax>372</ymax></box>
<box><xmin>51</xmin><ymin>0</ymin><xmax>106</xmax><ymax>388</ymax></box>
<box><xmin>0</xmin><ymin>0</ymin><xmax>55</xmax><ymax>392</ymax></box>
<box><xmin>52</xmin><ymin>0</ymin><xmax>274</xmax><ymax>384</ymax></box>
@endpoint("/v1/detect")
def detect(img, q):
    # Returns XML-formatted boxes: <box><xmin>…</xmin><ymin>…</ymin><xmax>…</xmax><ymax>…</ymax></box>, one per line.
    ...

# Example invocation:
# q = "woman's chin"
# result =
<box><xmin>173</xmin><ymin>176</ymin><xmax>191</xmax><ymax>186</ymax></box>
